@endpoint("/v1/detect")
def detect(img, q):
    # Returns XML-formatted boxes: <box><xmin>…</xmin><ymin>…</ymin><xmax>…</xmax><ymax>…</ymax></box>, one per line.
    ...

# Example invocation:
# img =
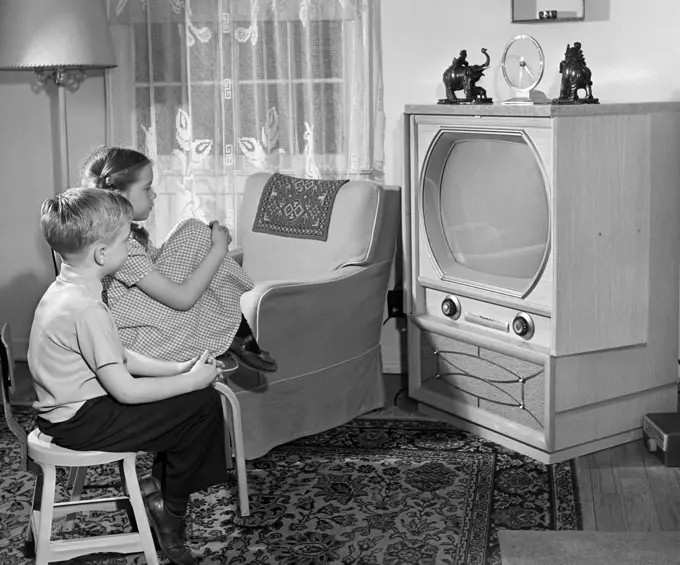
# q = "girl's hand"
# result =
<box><xmin>208</xmin><ymin>221</ymin><xmax>231</xmax><ymax>253</ymax></box>
<box><xmin>187</xmin><ymin>350</ymin><xmax>221</xmax><ymax>389</ymax></box>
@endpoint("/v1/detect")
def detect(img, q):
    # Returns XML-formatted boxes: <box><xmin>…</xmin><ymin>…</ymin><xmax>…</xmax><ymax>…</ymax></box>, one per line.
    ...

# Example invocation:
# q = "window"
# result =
<box><xmin>108</xmin><ymin>0</ymin><xmax>383</xmax><ymax>242</ymax></box>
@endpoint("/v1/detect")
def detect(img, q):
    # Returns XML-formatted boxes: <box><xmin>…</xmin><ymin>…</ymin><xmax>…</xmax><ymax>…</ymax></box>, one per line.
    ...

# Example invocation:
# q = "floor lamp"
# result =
<box><xmin>0</xmin><ymin>0</ymin><xmax>117</xmax><ymax>275</ymax></box>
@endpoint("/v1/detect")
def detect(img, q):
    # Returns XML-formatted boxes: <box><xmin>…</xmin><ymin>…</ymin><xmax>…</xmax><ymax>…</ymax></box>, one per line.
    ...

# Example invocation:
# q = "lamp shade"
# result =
<box><xmin>0</xmin><ymin>0</ymin><xmax>116</xmax><ymax>69</ymax></box>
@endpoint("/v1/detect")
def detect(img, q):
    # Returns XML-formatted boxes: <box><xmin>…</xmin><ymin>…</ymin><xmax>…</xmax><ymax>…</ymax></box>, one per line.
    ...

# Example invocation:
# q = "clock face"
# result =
<box><xmin>501</xmin><ymin>34</ymin><xmax>545</xmax><ymax>93</ymax></box>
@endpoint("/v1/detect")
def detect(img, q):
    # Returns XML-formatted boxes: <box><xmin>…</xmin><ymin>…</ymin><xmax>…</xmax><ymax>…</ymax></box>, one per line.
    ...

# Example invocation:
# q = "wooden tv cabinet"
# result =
<box><xmin>403</xmin><ymin>102</ymin><xmax>680</xmax><ymax>463</ymax></box>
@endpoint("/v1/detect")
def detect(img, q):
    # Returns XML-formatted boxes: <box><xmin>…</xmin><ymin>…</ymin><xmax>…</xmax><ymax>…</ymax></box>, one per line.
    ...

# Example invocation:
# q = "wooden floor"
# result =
<box><xmin>11</xmin><ymin>365</ymin><xmax>680</xmax><ymax>532</ymax></box>
<box><xmin>576</xmin><ymin>438</ymin><xmax>680</xmax><ymax>531</ymax></box>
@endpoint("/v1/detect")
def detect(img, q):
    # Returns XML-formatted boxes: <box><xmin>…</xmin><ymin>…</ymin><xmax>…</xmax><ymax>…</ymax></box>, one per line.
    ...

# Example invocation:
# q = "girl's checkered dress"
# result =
<box><xmin>103</xmin><ymin>219</ymin><xmax>253</xmax><ymax>362</ymax></box>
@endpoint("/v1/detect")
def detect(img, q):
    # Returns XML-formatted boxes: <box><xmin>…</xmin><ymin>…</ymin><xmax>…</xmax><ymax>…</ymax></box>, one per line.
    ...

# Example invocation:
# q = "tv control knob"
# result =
<box><xmin>441</xmin><ymin>295</ymin><xmax>461</xmax><ymax>320</ymax></box>
<box><xmin>512</xmin><ymin>312</ymin><xmax>535</xmax><ymax>340</ymax></box>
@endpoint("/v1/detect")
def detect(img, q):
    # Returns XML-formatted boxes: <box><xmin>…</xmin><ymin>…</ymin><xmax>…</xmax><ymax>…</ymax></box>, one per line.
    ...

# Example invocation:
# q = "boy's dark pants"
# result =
<box><xmin>38</xmin><ymin>387</ymin><xmax>229</xmax><ymax>507</ymax></box>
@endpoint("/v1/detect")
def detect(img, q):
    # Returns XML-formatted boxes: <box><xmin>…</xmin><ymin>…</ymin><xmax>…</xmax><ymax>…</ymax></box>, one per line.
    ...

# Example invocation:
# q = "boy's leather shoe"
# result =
<box><xmin>139</xmin><ymin>475</ymin><xmax>188</xmax><ymax>544</ymax></box>
<box><xmin>139</xmin><ymin>476</ymin><xmax>162</xmax><ymax>497</ymax></box>
<box><xmin>142</xmin><ymin>489</ymin><xmax>194</xmax><ymax>565</ymax></box>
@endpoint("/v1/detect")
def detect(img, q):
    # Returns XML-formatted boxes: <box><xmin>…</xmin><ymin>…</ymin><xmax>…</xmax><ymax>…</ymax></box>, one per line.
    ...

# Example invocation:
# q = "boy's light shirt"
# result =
<box><xmin>27</xmin><ymin>263</ymin><xmax>127</xmax><ymax>423</ymax></box>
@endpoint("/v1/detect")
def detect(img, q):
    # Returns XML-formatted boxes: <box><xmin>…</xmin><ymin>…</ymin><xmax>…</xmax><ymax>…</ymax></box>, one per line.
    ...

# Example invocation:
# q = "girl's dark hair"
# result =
<box><xmin>80</xmin><ymin>145</ymin><xmax>150</xmax><ymax>192</ymax></box>
<box><xmin>80</xmin><ymin>146</ymin><xmax>152</xmax><ymax>248</ymax></box>
<box><xmin>128</xmin><ymin>223</ymin><xmax>151</xmax><ymax>249</ymax></box>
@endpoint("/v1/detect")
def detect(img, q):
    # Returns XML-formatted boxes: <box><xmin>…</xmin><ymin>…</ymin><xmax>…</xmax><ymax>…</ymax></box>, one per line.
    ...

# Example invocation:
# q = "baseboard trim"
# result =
<box><xmin>12</xmin><ymin>338</ymin><xmax>28</xmax><ymax>361</ymax></box>
<box><xmin>382</xmin><ymin>360</ymin><xmax>405</xmax><ymax>374</ymax></box>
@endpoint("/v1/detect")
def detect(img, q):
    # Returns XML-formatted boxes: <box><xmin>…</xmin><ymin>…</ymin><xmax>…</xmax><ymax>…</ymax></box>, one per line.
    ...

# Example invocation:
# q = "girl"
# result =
<box><xmin>80</xmin><ymin>146</ymin><xmax>276</xmax><ymax>372</ymax></box>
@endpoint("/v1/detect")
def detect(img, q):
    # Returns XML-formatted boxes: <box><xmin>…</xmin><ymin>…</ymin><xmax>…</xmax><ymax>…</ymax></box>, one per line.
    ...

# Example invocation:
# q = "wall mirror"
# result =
<box><xmin>511</xmin><ymin>0</ymin><xmax>585</xmax><ymax>22</ymax></box>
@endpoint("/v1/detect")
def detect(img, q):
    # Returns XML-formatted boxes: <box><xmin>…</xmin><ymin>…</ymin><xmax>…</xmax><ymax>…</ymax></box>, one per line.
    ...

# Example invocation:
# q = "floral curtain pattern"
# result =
<box><xmin>106</xmin><ymin>0</ymin><xmax>384</xmax><ymax>244</ymax></box>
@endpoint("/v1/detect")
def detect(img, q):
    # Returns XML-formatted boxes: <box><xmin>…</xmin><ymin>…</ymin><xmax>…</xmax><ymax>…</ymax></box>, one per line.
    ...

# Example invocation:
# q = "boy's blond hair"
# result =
<box><xmin>41</xmin><ymin>188</ymin><xmax>134</xmax><ymax>255</ymax></box>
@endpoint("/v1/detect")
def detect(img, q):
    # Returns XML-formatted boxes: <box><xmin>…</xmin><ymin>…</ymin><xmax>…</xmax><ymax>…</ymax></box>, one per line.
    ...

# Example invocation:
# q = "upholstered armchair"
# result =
<box><xmin>227</xmin><ymin>172</ymin><xmax>400</xmax><ymax>460</ymax></box>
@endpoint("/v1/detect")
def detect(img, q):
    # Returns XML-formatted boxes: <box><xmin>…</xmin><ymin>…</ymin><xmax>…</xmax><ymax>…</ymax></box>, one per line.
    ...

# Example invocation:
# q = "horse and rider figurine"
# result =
<box><xmin>553</xmin><ymin>42</ymin><xmax>599</xmax><ymax>104</ymax></box>
<box><xmin>438</xmin><ymin>48</ymin><xmax>493</xmax><ymax>105</ymax></box>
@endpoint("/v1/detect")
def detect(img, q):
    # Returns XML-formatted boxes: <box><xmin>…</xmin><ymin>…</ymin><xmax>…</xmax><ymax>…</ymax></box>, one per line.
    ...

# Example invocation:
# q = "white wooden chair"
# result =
<box><xmin>51</xmin><ymin>366</ymin><xmax>251</xmax><ymax>519</ymax></box>
<box><xmin>1</xmin><ymin>323</ymin><xmax>158</xmax><ymax>564</ymax></box>
<box><xmin>213</xmin><ymin>381</ymin><xmax>250</xmax><ymax>516</ymax></box>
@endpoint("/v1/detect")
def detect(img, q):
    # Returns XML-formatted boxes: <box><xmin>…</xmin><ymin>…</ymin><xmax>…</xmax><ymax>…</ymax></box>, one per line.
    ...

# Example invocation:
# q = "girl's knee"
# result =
<box><xmin>174</xmin><ymin>218</ymin><xmax>210</xmax><ymax>238</ymax></box>
<box><xmin>161</xmin><ymin>219</ymin><xmax>211</xmax><ymax>260</ymax></box>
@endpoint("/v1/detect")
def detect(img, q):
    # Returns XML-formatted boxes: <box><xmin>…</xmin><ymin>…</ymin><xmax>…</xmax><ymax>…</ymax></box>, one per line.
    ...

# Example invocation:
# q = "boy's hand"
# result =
<box><xmin>179</xmin><ymin>353</ymin><xmax>229</xmax><ymax>376</ymax></box>
<box><xmin>177</xmin><ymin>357</ymin><xmax>197</xmax><ymax>374</ymax></box>
<box><xmin>187</xmin><ymin>350</ymin><xmax>221</xmax><ymax>388</ymax></box>
<box><xmin>208</xmin><ymin>221</ymin><xmax>231</xmax><ymax>253</ymax></box>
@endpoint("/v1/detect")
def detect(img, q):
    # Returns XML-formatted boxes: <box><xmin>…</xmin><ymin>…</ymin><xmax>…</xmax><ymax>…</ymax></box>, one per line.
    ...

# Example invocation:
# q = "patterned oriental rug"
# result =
<box><xmin>0</xmin><ymin>414</ymin><xmax>581</xmax><ymax>564</ymax></box>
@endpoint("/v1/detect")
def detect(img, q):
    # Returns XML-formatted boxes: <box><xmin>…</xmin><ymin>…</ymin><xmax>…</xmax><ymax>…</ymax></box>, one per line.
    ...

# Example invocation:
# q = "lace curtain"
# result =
<box><xmin>106</xmin><ymin>0</ymin><xmax>385</xmax><ymax>244</ymax></box>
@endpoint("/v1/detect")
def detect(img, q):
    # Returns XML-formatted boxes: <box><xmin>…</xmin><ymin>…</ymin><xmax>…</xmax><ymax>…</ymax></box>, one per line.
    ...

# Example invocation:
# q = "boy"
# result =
<box><xmin>28</xmin><ymin>188</ymin><xmax>231</xmax><ymax>565</ymax></box>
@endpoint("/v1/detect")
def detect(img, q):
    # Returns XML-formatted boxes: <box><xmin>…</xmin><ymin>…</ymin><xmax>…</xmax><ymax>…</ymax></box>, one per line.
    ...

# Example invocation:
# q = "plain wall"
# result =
<box><xmin>0</xmin><ymin>70</ymin><xmax>107</xmax><ymax>358</ymax></box>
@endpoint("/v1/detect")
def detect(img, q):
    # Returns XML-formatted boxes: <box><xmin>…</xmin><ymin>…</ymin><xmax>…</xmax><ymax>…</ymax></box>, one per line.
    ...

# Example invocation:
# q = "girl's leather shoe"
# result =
<box><xmin>228</xmin><ymin>335</ymin><xmax>278</xmax><ymax>372</ymax></box>
<box><xmin>215</xmin><ymin>352</ymin><xmax>239</xmax><ymax>374</ymax></box>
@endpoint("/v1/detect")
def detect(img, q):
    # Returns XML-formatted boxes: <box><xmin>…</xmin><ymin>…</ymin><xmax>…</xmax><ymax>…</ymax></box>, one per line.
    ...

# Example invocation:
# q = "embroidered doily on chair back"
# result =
<box><xmin>252</xmin><ymin>173</ymin><xmax>349</xmax><ymax>242</ymax></box>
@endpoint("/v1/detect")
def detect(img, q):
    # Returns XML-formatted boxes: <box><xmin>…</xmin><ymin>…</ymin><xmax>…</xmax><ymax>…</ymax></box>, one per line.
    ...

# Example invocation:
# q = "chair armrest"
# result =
<box><xmin>240</xmin><ymin>260</ymin><xmax>393</xmax><ymax>383</ymax></box>
<box><xmin>229</xmin><ymin>247</ymin><xmax>244</xmax><ymax>266</ymax></box>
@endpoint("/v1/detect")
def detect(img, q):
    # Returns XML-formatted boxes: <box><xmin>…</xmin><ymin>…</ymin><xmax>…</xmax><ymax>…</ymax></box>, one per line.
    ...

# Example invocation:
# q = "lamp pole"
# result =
<box><xmin>57</xmin><ymin>81</ymin><xmax>70</xmax><ymax>191</ymax></box>
<box><xmin>36</xmin><ymin>67</ymin><xmax>88</xmax><ymax>191</ymax></box>
<box><xmin>34</xmin><ymin>67</ymin><xmax>95</xmax><ymax>274</ymax></box>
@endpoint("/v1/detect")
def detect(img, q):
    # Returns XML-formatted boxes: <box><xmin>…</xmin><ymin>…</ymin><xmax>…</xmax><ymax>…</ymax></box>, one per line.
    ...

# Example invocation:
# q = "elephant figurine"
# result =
<box><xmin>553</xmin><ymin>42</ymin><xmax>599</xmax><ymax>104</ymax></box>
<box><xmin>438</xmin><ymin>48</ymin><xmax>493</xmax><ymax>104</ymax></box>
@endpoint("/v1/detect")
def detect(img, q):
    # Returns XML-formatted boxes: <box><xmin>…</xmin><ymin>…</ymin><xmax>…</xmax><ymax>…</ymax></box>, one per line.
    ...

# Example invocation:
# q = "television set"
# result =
<box><xmin>422</xmin><ymin>130</ymin><xmax>550</xmax><ymax>296</ymax></box>
<box><xmin>403</xmin><ymin>103</ymin><xmax>680</xmax><ymax>463</ymax></box>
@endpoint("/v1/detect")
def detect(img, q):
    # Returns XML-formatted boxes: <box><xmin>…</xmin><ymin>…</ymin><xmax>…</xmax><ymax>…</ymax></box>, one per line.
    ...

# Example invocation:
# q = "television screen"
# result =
<box><xmin>422</xmin><ymin>131</ymin><xmax>550</xmax><ymax>295</ymax></box>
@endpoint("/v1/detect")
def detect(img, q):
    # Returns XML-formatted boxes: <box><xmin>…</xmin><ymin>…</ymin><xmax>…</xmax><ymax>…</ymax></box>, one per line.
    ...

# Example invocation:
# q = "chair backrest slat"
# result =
<box><xmin>1</xmin><ymin>323</ymin><xmax>16</xmax><ymax>394</ymax></box>
<box><xmin>1</xmin><ymin>323</ymin><xmax>29</xmax><ymax>471</ymax></box>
